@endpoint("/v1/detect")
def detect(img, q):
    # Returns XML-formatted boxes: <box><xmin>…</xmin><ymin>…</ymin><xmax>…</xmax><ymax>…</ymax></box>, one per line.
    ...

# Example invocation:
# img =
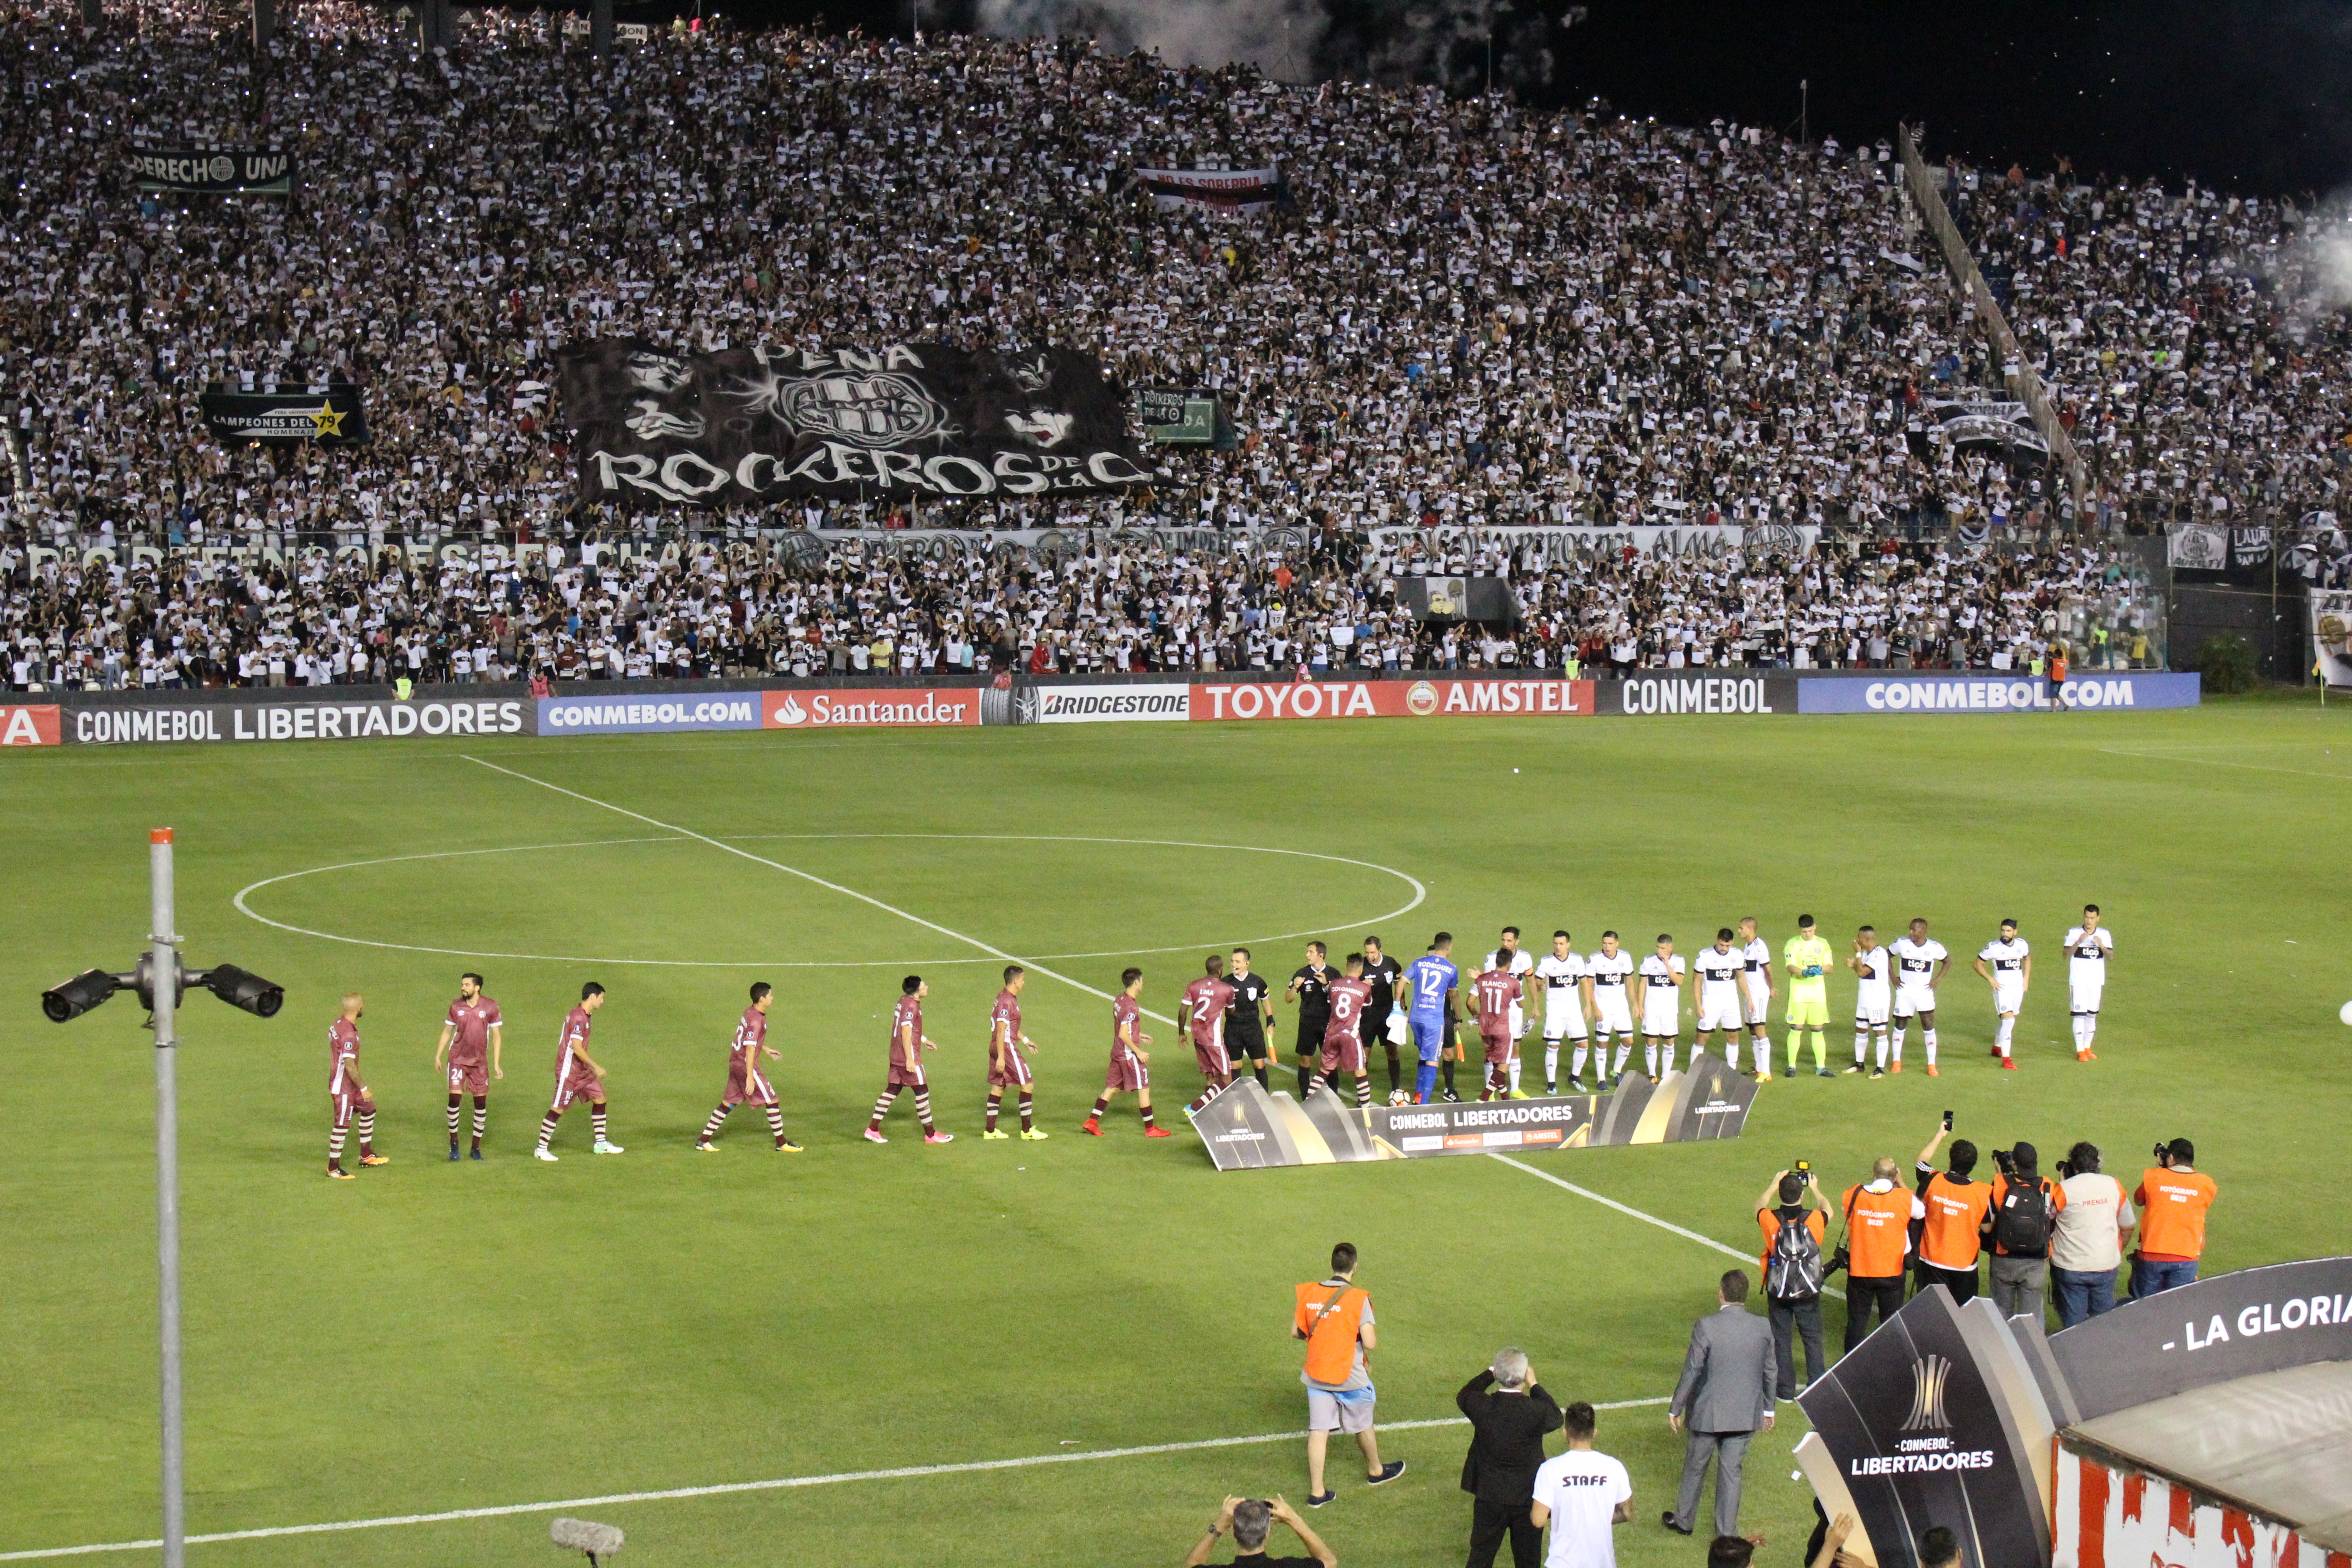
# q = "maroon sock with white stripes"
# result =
<box><xmin>699</xmin><ymin>1104</ymin><xmax>731</xmax><ymax>1145</ymax></box>
<box><xmin>913</xmin><ymin>1091</ymin><xmax>936</xmax><ymax>1133</ymax></box>
<box><xmin>1018</xmin><ymin>1092</ymin><xmax>1034</xmax><ymax>1132</ymax></box>
<box><xmin>535</xmin><ymin>1111</ymin><xmax>560</xmax><ymax>1151</ymax></box>
<box><xmin>764</xmin><ymin>1104</ymin><xmax>788</xmax><ymax>1147</ymax></box>
<box><xmin>591</xmin><ymin>1107</ymin><xmax>609</xmax><ymax>1143</ymax></box>
<box><xmin>1139</xmin><ymin>1102</ymin><xmax>1156</xmax><ymax>1129</ymax></box>
<box><xmin>1088</xmin><ymin>1094</ymin><xmax>1110</xmax><ymax>1121</ymax></box>
<box><xmin>868</xmin><ymin>1086</ymin><xmax>899</xmax><ymax>1130</ymax></box>
<box><xmin>985</xmin><ymin>1092</ymin><xmax>1002</xmax><ymax>1132</ymax></box>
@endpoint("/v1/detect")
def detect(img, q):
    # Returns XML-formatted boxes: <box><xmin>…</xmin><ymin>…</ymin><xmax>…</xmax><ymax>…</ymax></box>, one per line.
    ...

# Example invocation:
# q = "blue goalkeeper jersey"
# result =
<box><xmin>1404</xmin><ymin>955</ymin><xmax>1458</xmax><ymax>1020</ymax></box>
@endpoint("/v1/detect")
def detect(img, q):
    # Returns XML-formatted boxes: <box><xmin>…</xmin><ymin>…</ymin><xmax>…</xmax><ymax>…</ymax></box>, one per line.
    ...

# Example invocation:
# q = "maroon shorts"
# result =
<box><xmin>986</xmin><ymin>1049</ymin><xmax>1032</xmax><ymax>1090</ymax></box>
<box><xmin>887</xmin><ymin>1062</ymin><xmax>926</xmax><ymax>1090</ymax></box>
<box><xmin>1318</xmin><ymin>1034</ymin><xmax>1365</xmax><ymax>1075</ymax></box>
<box><xmin>1481</xmin><ymin>1027</ymin><xmax>1512</xmax><ymax>1065</ymax></box>
<box><xmin>1192</xmin><ymin>1036</ymin><xmax>1231</xmax><ymax>1078</ymax></box>
<box><xmin>722</xmin><ymin>1064</ymin><xmax>775</xmax><ymax>1107</ymax></box>
<box><xmin>446</xmin><ymin>1059</ymin><xmax>488</xmax><ymax>1097</ymax></box>
<box><xmin>1104</xmin><ymin>1051</ymin><xmax>1147</xmax><ymax>1093</ymax></box>
<box><xmin>553</xmin><ymin>1073</ymin><xmax>602</xmax><ymax>1110</ymax></box>
<box><xmin>332</xmin><ymin>1091</ymin><xmax>374</xmax><ymax>1127</ymax></box>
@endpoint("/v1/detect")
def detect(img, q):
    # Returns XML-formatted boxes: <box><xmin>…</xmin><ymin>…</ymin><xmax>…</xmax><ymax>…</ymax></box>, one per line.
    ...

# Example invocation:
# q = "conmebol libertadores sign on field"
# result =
<box><xmin>70</xmin><ymin>698</ymin><xmax>526</xmax><ymax>745</ymax></box>
<box><xmin>555</xmin><ymin>338</ymin><xmax>1151</xmax><ymax>507</ymax></box>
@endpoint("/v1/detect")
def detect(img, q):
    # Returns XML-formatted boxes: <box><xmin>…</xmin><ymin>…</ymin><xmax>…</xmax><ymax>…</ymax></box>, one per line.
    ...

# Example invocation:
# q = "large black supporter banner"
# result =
<box><xmin>132</xmin><ymin>148</ymin><xmax>293</xmax><ymax>194</ymax></box>
<box><xmin>556</xmin><ymin>339</ymin><xmax>1153</xmax><ymax>508</ymax></box>
<box><xmin>198</xmin><ymin>385</ymin><xmax>369</xmax><ymax>445</ymax></box>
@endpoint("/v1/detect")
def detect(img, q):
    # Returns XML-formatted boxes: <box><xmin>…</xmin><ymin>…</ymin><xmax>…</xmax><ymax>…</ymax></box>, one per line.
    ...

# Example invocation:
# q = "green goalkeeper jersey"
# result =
<box><xmin>1784</xmin><ymin>935</ymin><xmax>1834</xmax><ymax>995</ymax></box>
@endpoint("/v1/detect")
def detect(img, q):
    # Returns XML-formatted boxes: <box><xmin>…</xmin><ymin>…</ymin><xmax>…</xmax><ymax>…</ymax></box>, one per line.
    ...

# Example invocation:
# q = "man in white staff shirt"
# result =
<box><xmin>1886</xmin><ymin>918</ymin><xmax>1949</xmax><ymax>1076</ymax></box>
<box><xmin>1634</xmin><ymin>935</ymin><xmax>1686</xmax><ymax>1080</ymax></box>
<box><xmin>1536</xmin><ymin>931</ymin><xmax>1589</xmax><ymax>1094</ymax></box>
<box><xmin>1971</xmin><ymin>920</ymin><xmax>2033</xmax><ymax>1071</ymax></box>
<box><xmin>1583</xmin><ymin>933</ymin><xmax>1637</xmax><ymax>1086</ymax></box>
<box><xmin>1482</xmin><ymin>927</ymin><xmax>1539</xmax><ymax>1097</ymax></box>
<box><xmin>1845</xmin><ymin>926</ymin><xmax>1892</xmax><ymax>1078</ymax></box>
<box><xmin>1735</xmin><ymin>917</ymin><xmax>1775</xmax><ymax>1080</ymax></box>
<box><xmin>2063</xmin><ymin>906</ymin><xmax>2112</xmax><ymax>1061</ymax></box>
<box><xmin>1691</xmin><ymin>930</ymin><xmax>1747</xmax><ymax>1074</ymax></box>
<box><xmin>1530</xmin><ymin>1400</ymin><xmax>1632</xmax><ymax>1568</ymax></box>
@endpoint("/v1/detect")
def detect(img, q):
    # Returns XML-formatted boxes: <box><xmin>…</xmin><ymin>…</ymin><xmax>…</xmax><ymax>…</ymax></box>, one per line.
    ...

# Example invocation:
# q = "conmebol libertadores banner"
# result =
<box><xmin>554</xmin><ymin>339</ymin><xmax>1152</xmax><ymax>507</ymax></box>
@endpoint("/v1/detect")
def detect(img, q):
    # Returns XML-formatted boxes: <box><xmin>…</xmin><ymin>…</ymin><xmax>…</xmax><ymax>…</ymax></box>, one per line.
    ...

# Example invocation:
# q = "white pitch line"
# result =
<box><xmin>0</xmin><ymin>1400</ymin><xmax>1670</xmax><ymax>1561</ymax></box>
<box><xmin>459</xmin><ymin>756</ymin><xmax>1186</xmax><ymax>1022</ymax></box>
<box><xmin>229</xmin><ymin>833</ymin><xmax>1426</xmax><ymax>969</ymax></box>
<box><xmin>2093</xmin><ymin>747</ymin><xmax>2352</xmax><ymax>784</ymax></box>
<box><xmin>1487</xmin><ymin>1153</ymin><xmax>1753</xmax><ymax>1263</ymax></box>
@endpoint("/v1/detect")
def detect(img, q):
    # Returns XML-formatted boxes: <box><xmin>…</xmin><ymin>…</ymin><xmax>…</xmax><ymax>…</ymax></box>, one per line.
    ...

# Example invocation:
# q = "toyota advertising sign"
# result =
<box><xmin>1189</xmin><ymin>676</ymin><xmax>1594</xmax><ymax>722</ymax></box>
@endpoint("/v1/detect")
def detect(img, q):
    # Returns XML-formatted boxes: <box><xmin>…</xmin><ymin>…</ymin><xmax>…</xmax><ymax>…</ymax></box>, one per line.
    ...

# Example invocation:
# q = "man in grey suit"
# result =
<box><xmin>1664</xmin><ymin>1269</ymin><xmax>1777</xmax><ymax>1538</ymax></box>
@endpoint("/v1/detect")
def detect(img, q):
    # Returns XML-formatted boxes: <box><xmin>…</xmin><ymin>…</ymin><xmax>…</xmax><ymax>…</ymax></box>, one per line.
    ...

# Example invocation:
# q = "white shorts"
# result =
<box><xmin>1544</xmin><ymin>1000</ymin><xmax>1588</xmax><ymax>1042</ymax></box>
<box><xmin>1894</xmin><ymin>987</ymin><xmax>1937</xmax><ymax>1020</ymax></box>
<box><xmin>1507</xmin><ymin>1002</ymin><xmax>1526</xmax><ymax>1040</ymax></box>
<box><xmin>1641</xmin><ymin>997</ymin><xmax>1680</xmax><ymax>1038</ymax></box>
<box><xmin>1697</xmin><ymin>991</ymin><xmax>1744</xmax><ymax>1033</ymax></box>
<box><xmin>2069</xmin><ymin>983</ymin><xmax>2102</xmax><ymax>1016</ymax></box>
<box><xmin>1993</xmin><ymin>982</ymin><xmax>2024</xmax><ymax>1016</ymax></box>
<box><xmin>1741</xmin><ymin>978</ymin><xmax>1771</xmax><ymax>1025</ymax></box>
<box><xmin>1854</xmin><ymin>988</ymin><xmax>1891</xmax><ymax>1028</ymax></box>
<box><xmin>1592</xmin><ymin>991</ymin><xmax>1634</xmax><ymax>1035</ymax></box>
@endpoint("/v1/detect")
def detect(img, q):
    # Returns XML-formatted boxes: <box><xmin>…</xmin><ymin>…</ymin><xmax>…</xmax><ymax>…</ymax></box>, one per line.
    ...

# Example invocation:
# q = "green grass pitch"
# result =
<box><xmin>2</xmin><ymin>697</ymin><xmax>2348</xmax><ymax>1567</ymax></box>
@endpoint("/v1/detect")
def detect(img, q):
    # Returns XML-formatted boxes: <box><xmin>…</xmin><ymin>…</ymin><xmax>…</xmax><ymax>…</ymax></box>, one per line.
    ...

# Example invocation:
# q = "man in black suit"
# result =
<box><xmin>1458</xmin><ymin>1347</ymin><xmax>1565</xmax><ymax>1568</ymax></box>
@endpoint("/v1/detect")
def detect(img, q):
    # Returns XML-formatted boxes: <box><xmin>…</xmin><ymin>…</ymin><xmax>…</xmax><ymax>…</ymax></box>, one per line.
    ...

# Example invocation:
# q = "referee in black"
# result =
<box><xmin>1225</xmin><ymin>947</ymin><xmax>1278</xmax><ymax>1091</ymax></box>
<box><xmin>1359</xmin><ymin>936</ymin><xmax>1404</xmax><ymax>1100</ymax></box>
<box><xmin>1288</xmin><ymin>941</ymin><xmax>1336</xmax><ymax>1098</ymax></box>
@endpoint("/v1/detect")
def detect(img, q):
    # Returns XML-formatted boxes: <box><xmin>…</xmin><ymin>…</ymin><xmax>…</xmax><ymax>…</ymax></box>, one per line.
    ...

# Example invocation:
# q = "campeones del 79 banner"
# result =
<box><xmin>555</xmin><ymin>339</ymin><xmax>1153</xmax><ymax>507</ymax></box>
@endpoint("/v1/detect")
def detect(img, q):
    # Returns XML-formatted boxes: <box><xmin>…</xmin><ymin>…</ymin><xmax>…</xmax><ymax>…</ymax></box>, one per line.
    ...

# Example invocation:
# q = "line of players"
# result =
<box><xmin>317</xmin><ymin>908</ymin><xmax>2117</xmax><ymax>1173</ymax></box>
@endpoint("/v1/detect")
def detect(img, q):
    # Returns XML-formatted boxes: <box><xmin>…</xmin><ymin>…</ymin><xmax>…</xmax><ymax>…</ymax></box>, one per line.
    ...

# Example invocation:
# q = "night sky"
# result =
<box><xmin>596</xmin><ymin>0</ymin><xmax>2352</xmax><ymax>196</ymax></box>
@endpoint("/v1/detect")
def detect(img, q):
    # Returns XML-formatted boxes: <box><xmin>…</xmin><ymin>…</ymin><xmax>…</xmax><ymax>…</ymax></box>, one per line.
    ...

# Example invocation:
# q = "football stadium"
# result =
<box><xmin>5</xmin><ymin>4</ymin><xmax>2352</xmax><ymax>1568</ymax></box>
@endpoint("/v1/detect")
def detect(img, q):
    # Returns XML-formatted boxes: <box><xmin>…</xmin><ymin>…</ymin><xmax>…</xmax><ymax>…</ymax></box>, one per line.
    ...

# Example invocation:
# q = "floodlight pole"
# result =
<box><xmin>149</xmin><ymin>827</ymin><xmax>184</xmax><ymax>1568</ymax></box>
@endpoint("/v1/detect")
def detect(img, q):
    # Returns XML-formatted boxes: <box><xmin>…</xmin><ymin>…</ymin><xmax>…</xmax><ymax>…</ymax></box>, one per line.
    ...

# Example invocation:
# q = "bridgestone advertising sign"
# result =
<box><xmin>1187</xmin><ymin>1058</ymin><xmax>1754</xmax><ymax>1172</ymax></box>
<box><xmin>1023</xmin><ymin>684</ymin><xmax>1192</xmax><ymax>722</ymax></box>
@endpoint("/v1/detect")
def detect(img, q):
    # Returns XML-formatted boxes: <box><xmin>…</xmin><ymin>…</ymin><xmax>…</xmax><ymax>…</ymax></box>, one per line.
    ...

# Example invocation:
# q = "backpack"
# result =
<box><xmin>1766</xmin><ymin>1205</ymin><xmax>1824</xmax><ymax>1301</ymax></box>
<box><xmin>1992</xmin><ymin>1176</ymin><xmax>2053</xmax><ymax>1257</ymax></box>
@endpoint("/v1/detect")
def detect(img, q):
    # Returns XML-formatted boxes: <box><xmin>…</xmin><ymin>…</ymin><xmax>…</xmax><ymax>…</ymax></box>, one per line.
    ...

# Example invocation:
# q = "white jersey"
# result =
<box><xmin>1693</xmin><ymin>946</ymin><xmax>1744</xmax><ymax>1032</ymax></box>
<box><xmin>1979</xmin><ymin>936</ymin><xmax>2030</xmax><ymax>1004</ymax></box>
<box><xmin>1532</xmin><ymin>1448</ymin><xmax>1633</xmax><ymax>1568</ymax></box>
<box><xmin>1536</xmin><ymin>952</ymin><xmax>1588</xmax><ymax>1037</ymax></box>
<box><xmin>1586</xmin><ymin>949</ymin><xmax>1636</xmax><ymax>1031</ymax></box>
<box><xmin>1739</xmin><ymin>938</ymin><xmax>1773</xmax><ymax>999</ymax></box>
<box><xmin>1890</xmin><ymin>936</ymin><xmax>1948</xmax><ymax>992</ymax></box>
<box><xmin>2063</xmin><ymin>926</ymin><xmax>2111</xmax><ymax>985</ymax></box>
<box><xmin>1852</xmin><ymin>945</ymin><xmax>1892</xmax><ymax>999</ymax></box>
<box><xmin>1484</xmin><ymin>947</ymin><xmax>1537</xmax><ymax>1035</ymax></box>
<box><xmin>1637</xmin><ymin>953</ymin><xmax>1685</xmax><ymax>1034</ymax></box>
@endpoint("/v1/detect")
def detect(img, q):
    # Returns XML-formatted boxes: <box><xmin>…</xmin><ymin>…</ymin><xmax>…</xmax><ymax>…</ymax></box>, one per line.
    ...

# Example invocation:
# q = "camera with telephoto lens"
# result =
<box><xmin>1992</xmin><ymin>1147</ymin><xmax>2017</xmax><ymax>1176</ymax></box>
<box><xmin>2153</xmin><ymin>1140</ymin><xmax>2173</xmax><ymax>1166</ymax></box>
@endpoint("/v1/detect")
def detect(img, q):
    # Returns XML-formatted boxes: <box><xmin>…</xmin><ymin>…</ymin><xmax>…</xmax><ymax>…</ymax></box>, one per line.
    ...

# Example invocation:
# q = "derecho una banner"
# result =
<box><xmin>555</xmin><ymin>339</ymin><xmax>1153</xmax><ymax>508</ymax></box>
<box><xmin>131</xmin><ymin>147</ymin><xmax>293</xmax><ymax>194</ymax></box>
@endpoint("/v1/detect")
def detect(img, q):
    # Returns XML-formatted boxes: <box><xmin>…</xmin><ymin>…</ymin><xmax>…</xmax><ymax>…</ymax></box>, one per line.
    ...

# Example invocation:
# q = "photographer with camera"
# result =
<box><xmin>1983</xmin><ymin>1142</ymin><xmax>2066</xmax><ymax>1322</ymax></box>
<box><xmin>1754</xmin><ymin>1168</ymin><xmax>1828</xmax><ymax>1399</ymax></box>
<box><xmin>1185</xmin><ymin>1497</ymin><xmax>1338</xmax><ymax>1568</ymax></box>
<box><xmin>2050</xmin><ymin>1142</ymin><xmax>2136</xmax><ymax>1326</ymax></box>
<box><xmin>1914</xmin><ymin>1118</ymin><xmax>1992</xmax><ymax>1303</ymax></box>
<box><xmin>2130</xmin><ymin>1139</ymin><xmax>2217</xmax><ymax>1300</ymax></box>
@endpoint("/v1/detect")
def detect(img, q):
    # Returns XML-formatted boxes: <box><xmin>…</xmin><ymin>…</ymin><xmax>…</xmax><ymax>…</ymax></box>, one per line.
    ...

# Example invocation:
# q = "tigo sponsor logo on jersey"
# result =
<box><xmin>763</xmin><ymin>689</ymin><xmax>979</xmax><ymax>729</ymax></box>
<box><xmin>1191</xmin><ymin>677</ymin><xmax>1592</xmax><ymax>721</ymax></box>
<box><xmin>0</xmin><ymin>704</ymin><xmax>61</xmax><ymax>746</ymax></box>
<box><xmin>540</xmin><ymin>694</ymin><xmax>758</xmax><ymax>734</ymax></box>
<box><xmin>1033</xmin><ymin>685</ymin><xmax>1191</xmax><ymax>722</ymax></box>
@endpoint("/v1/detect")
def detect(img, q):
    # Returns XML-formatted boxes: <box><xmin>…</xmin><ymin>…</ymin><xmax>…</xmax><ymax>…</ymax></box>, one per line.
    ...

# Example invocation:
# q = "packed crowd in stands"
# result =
<box><xmin>0</xmin><ymin>0</ymin><xmax>2234</xmax><ymax>689</ymax></box>
<box><xmin>1</xmin><ymin>527</ymin><xmax>2161</xmax><ymax>689</ymax></box>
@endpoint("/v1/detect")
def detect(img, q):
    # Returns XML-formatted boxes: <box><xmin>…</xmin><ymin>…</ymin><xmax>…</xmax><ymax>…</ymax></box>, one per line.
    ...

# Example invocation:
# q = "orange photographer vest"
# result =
<box><xmin>1294</xmin><ymin>1281</ymin><xmax>1368</xmax><ymax>1385</ymax></box>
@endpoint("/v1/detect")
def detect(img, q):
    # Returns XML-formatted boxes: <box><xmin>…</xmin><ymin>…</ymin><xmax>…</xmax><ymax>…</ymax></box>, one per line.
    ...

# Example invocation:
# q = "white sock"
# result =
<box><xmin>1890</xmin><ymin>1026</ymin><xmax>1905</xmax><ymax>1063</ymax></box>
<box><xmin>2081</xmin><ymin>1015</ymin><xmax>2097</xmax><ymax>1049</ymax></box>
<box><xmin>1611</xmin><ymin>1040</ymin><xmax>1631</xmax><ymax>1074</ymax></box>
<box><xmin>1853</xmin><ymin>1031</ymin><xmax>1869</xmax><ymax>1065</ymax></box>
<box><xmin>1658</xmin><ymin>1041</ymin><xmax>1676</xmax><ymax>1074</ymax></box>
<box><xmin>1570</xmin><ymin>1043</ymin><xmax>1589</xmax><ymax>1080</ymax></box>
<box><xmin>1507</xmin><ymin>1057</ymin><xmax>1523</xmax><ymax>1093</ymax></box>
<box><xmin>1875</xmin><ymin>1032</ymin><xmax>1889</xmax><ymax>1069</ymax></box>
<box><xmin>1644</xmin><ymin>1042</ymin><xmax>1659</xmax><ymax>1078</ymax></box>
<box><xmin>1996</xmin><ymin>1016</ymin><xmax>2015</xmax><ymax>1057</ymax></box>
<box><xmin>1924</xmin><ymin>1028</ymin><xmax>1939</xmax><ymax>1065</ymax></box>
<box><xmin>1725</xmin><ymin>1038</ymin><xmax>1741</xmax><ymax>1072</ymax></box>
<box><xmin>1545</xmin><ymin>1043</ymin><xmax>1560</xmax><ymax>1083</ymax></box>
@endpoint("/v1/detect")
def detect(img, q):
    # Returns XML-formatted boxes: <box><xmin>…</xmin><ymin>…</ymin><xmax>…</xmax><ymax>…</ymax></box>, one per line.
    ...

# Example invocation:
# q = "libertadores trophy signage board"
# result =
<box><xmin>1186</xmin><ymin>1056</ymin><xmax>1755</xmax><ymax>1171</ymax></box>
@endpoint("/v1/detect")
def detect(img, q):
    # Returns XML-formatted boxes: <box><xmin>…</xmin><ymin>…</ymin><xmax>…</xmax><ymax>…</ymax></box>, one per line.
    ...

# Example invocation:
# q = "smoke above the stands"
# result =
<box><xmin>974</xmin><ymin>0</ymin><xmax>1326</xmax><ymax>76</ymax></box>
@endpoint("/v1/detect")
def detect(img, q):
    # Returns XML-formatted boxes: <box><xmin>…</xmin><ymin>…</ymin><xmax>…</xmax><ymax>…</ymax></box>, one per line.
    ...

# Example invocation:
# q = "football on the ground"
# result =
<box><xmin>1387</xmin><ymin>1089</ymin><xmax>1411</xmax><ymax>1106</ymax></box>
